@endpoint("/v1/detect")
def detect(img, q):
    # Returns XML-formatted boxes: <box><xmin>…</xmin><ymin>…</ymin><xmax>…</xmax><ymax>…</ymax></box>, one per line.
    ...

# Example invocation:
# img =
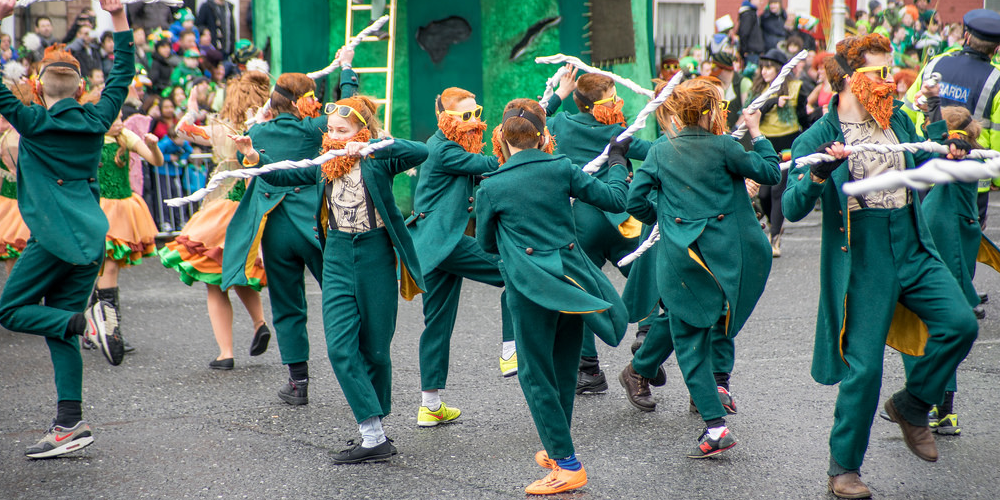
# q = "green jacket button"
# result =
<box><xmin>525</xmin><ymin>248</ymin><xmax>534</xmax><ymax>255</ymax></box>
<box><xmin>839</xmin><ymin>227</ymin><xmax>844</xmax><ymax>233</ymax></box>
<box><xmin>294</xmin><ymin>187</ymin><xmax>301</xmax><ymax>193</ymax></box>
<box><xmin>841</xmin><ymin>246</ymin><xmax>848</xmax><ymax>252</ymax></box>
<box><xmin>468</xmin><ymin>197</ymin><xmax>474</xmax><ymax>203</ymax></box>
<box><xmin>56</xmin><ymin>179</ymin><xmax>64</xmax><ymax>186</ymax></box>
<box><xmin>264</xmin><ymin>193</ymin><xmax>270</xmax><ymax>198</ymax></box>
<box><xmin>674</xmin><ymin>218</ymin><xmax>682</xmax><ymax>223</ymax></box>
<box><xmin>568</xmin><ymin>243</ymin><xmax>574</xmax><ymax>250</ymax></box>
<box><xmin>88</xmin><ymin>178</ymin><xmax>95</xmax><ymax>182</ymax></box>
<box><xmin>467</xmin><ymin>207</ymin><xmax>473</xmax><ymax>213</ymax></box>
<box><xmin>717</xmin><ymin>214</ymin><xmax>724</xmax><ymax>221</ymax></box>
<box><xmin>419</xmin><ymin>212</ymin><xmax>426</xmax><ymax>218</ymax></box>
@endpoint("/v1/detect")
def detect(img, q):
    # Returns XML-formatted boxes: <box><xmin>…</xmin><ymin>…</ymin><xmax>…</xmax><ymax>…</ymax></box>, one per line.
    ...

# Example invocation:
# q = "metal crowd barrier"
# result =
<box><xmin>148</xmin><ymin>152</ymin><xmax>213</xmax><ymax>237</ymax></box>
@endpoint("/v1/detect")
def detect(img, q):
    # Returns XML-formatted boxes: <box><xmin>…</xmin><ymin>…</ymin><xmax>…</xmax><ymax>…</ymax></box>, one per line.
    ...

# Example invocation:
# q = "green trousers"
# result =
<box><xmin>830</xmin><ymin>208</ymin><xmax>977</xmax><ymax>472</ymax></box>
<box><xmin>0</xmin><ymin>239</ymin><xmax>101</xmax><ymax>403</ymax></box>
<box><xmin>507</xmin><ymin>285</ymin><xmax>584</xmax><ymax>460</ymax></box>
<box><xmin>634</xmin><ymin>312</ymin><xmax>730</xmax><ymax>421</ymax></box>
<box><xmin>322</xmin><ymin>227</ymin><xmax>398</xmax><ymax>423</ymax></box>
<box><xmin>418</xmin><ymin>235</ymin><xmax>513</xmax><ymax>390</ymax></box>
<box><xmin>632</xmin><ymin>313</ymin><xmax>733</xmax><ymax>382</ymax></box>
<box><xmin>574</xmin><ymin>203</ymin><xmax>637</xmax><ymax>358</ymax></box>
<box><xmin>260</xmin><ymin>207</ymin><xmax>324</xmax><ymax>365</ymax></box>
<box><xmin>900</xmin><ymin>354</ymin><xmax>958</xmax><ymax>399</ymax></box>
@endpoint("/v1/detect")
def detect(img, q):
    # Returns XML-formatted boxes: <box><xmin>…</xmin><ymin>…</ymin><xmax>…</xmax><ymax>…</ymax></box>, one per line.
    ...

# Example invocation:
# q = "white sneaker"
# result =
<box><xmin>83</xmin><ymin>301</ymin><xmax>124</xmax><ymax>366</ymax></box>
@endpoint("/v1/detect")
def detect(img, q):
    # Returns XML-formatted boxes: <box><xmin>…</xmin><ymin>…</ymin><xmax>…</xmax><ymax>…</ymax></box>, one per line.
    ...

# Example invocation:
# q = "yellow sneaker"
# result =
<box><xmin>500</xmin><ymin>352</ymin><xmax>518</xmax><ymax>377</ymax></box>
<box><xmin>524</xmin><ymin>466</ymin><xmax>587</xmax><ymax>495</ymax></box>
<box><xmin>417</xmin><ymin>402</ymin><xmax>461</xmax><ymax>427</ymax></box>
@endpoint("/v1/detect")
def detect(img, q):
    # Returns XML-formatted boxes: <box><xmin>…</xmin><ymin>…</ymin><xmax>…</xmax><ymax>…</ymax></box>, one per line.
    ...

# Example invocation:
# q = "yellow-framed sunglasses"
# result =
<box><xmin>703</xmin><ymin>100</ymin><xmax>730</xmax><ymax>114</ymax></box>
<box><xmin>855</xmin><ymin>65</ymin><xmax>892</xmax><ymax>80</ymax></box>
<box><xmin>324</xmin><ymin>103</ymin><xmax>368</xmax><ymax>127</ymax></box>
<box><xmin>443</xmin><ymin>105</ymin><xmax>483</xmax><ymax>122</ymax></box>
<box><xmin>593</xmin><ymin>93</ymin><xmax>619</xmax><ymax>106</ymax></box>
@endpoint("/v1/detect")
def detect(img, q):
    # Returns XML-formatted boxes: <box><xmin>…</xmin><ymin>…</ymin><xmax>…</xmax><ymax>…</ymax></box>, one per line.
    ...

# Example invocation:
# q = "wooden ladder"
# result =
<box><xmin>345</xmin><ymin>0</ymin><xmax>397</xmax><ymax>134</ymax></box>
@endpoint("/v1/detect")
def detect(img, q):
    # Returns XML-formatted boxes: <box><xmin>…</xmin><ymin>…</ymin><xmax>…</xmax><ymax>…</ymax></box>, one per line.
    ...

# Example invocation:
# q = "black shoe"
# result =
<box><xmin>209</xmin><ymin>358</ymin><xmax>234</xmax><ymax>370</ymax></box>
<box><xmin>630</xmin><ymin>329</ymin><xmax>648</xmax><ymax>354</ymax></box>
<box><xmin>973</xmin><ymin>304</ymin><xmax>986</xmax><ymax>320</ymax></box>
<box><xmin>278</xmin><ymin>378</ymin><xmax>308</xmax><ymax>405</ymax></box>
<box><xmin>576</xmin><ymin>370</ymin><xmax>608</xmax><ymax>394</ymax></box>
<box><xmin>249</xmin><ymin>323</ymin><xmax>271</xmax><ymax>356</ymax></box>
<box><xmin>649</xmin><ymin>365</ymin><xmax>667</xmax><ymax>387</ymax></box>
<box><xmin>980</xmin><ymin>292</ymin><xmax>989</xmax><ymax>304</ymax></box>
<box><xmin>331</xmin><ymin>439</ymin><xmax>394</xmax><ymax>464</ymax></box>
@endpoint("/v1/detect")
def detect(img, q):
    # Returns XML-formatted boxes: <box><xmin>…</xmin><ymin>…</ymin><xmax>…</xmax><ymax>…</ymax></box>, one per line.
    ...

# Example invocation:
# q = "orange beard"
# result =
<box><xmin>438</xmin><ymin>113</ymin><xmax>488</xmax><ymax>154</ymax></box>
<box><xmin>296</xmin><ymin>95</ymin><xmax>321</xmax><ymax>118</ymax></box>
<box><xmin>490</xmin><ymin>125</ymin><xmax>556</xmax><ymax>166</ymax></box>
<box><xmin>593</xmin><ymin>99</ymin><xmax>626</xmax><ymax>127</ymax></box>
<box><xmin>320</xmin><ymin>129</ymin><xmax>372</xmax><ymax>181</ymax></box>
<box><xmin>851</xmin><ymin>75</ymin><xmax>896</xmax><ymax>129</ymax></box>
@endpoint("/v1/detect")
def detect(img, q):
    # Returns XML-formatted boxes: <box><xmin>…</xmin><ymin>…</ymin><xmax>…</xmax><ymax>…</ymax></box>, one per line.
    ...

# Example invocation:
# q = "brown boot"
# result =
<box><xmin>618</xmin><ymin>363</ymin><xmax>656</xmax><ymax>412</ymax></box>
<box><xmin>828</xmin><ymin>472</ymin><xmax>872</xmax><ymax>499</ymax></box>
<box><xmin>884</xmin><ymin>398</ymin><xmax>938</xmax><ymax>462</ymax></box>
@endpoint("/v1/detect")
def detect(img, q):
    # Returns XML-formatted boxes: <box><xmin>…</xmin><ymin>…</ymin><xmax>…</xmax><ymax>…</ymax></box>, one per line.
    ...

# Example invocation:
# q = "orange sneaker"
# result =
<box><xmin>524</xmin><ymin>466</ymin><xmax>587</xmax><ymax>495</ymax></box>
<box><xmin>534</xmin><ymin>450</ymin><xmax>556</xmax><ymax>469</ymax></box>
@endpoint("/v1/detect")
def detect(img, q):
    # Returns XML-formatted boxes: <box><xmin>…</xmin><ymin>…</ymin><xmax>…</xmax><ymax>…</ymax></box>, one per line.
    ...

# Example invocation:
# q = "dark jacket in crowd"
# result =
<box><xmin>197</xmin><ymin>0</ymin><xmax>235</xmax><ymax>57</ymax></box>
<box><xmin>149</xmin><ymin>51</ymin><xmax>175</xmax><ymax>96</ymax></box>
<box><xmin>68</xmin><ymin>38</ymin><xmax>102</xmax><ymax>80</ymax></box>
<box><xmin>738</xmin><ymin>1</ymin><xmax>765</xmax><ymax>58</ymax></box>
<box><xmin>126</xmin><ymin>3</ymin><xmax>175</xmax><ymax>32</ymax></box>
<box><xmin>759</xmin><ymin>8</ymin><xmax>788</xmax><ymax>51</ymax></box>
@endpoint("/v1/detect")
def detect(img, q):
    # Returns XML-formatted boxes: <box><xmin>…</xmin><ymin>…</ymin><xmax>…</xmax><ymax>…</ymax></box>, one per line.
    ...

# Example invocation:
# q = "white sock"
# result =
<box><xmin>501</xmin><ymin>340</ymin><xmax>516</xmax><ymax>360</ymax></box>
<box><xmin>359</xmin><ymin>416</ymin><xmax>386</xmax><ymax>448</ymax></box>
<box><xmin>421</xmin><ymin>390</ymin><xmax>441</xmax><ymax>411</ymax></box>
<box><xmin>707</xmin><ymin>425</ymin><xmax>726</xmax><ymax>440</ymax></box>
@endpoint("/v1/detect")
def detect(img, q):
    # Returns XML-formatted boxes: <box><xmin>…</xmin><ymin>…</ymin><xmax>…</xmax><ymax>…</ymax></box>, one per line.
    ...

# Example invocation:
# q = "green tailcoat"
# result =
<box><xmin>475</xmin><ymin>149</ymin><xmax>630</xmax><ymax>345</ymax></box>
<box><xmin>250</xmin><ymin>139</ymin><xmax>429</xmax><ymax>298</ymax></box>
<box><xmin>545</xmin><ymin>94</ymin><xmax>653</xmax><ymax>230</ymax></box>
<box><xmin>919</xmin><ymin>123</ymin><xmax>1000</xmax><ymax>306</ymax></box>
<box><xmin>222</xmin><ymin>69</ymin><xmax>357</xmax><ymax>290</ymax></box>
<box><xmin>783</xmin><ymin>98</ymin><xmax>944</xmax><ymax>385</ymax></box>
<box><xmin>0</xmin><ymin>31</ymin><xmax>134</xmax><ymax>265</ymax></box>
<box><xmin>628</xmin><ymin>127</ymin><xmax>780</xmax><ymax>335</ymax></box>
<box><xmin>407</xmin><ymin>130</ymin><xmax>498</xmax><ymax>271</ymax></box>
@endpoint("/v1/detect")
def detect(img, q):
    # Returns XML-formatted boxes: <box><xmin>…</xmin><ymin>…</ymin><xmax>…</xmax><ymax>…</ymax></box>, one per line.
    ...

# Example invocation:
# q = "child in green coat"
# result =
<box><xmin>236</xmin><ymin>95</ymin><xmax>428</xmax><ymax>465</ymax></box>
<box><xmin>623</xmin><ymin>78</ymin><xmax>780</xmax><ymax>459</ymax></box>
<box><xmin>0</xmin><ymin>0</ymin><xmax>133</xmax><ymax>459</ymax></box>
<box><xmin>477</xmin><ymin>98</ymin><xmax>630</xmax><ymax>495</ymax></box>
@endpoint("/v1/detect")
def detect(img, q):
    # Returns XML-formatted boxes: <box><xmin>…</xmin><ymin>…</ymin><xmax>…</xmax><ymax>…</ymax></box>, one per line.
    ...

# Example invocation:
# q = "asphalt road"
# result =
<box><xmin>2</xmin><ymin>207</ymin><xmax>999</xmax><ymax>499</ymax></box>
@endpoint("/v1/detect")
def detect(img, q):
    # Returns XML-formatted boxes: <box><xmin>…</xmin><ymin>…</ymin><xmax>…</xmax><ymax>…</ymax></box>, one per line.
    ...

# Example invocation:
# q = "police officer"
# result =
<box><xmin>904</xmin><ymin>9</ymin><xmax>1000</xmax><ymax>226</ymax></box>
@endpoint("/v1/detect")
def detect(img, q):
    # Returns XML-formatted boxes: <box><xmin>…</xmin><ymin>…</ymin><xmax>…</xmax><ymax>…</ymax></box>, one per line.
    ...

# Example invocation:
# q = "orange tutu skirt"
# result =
<box><xmin>0</xmin><ymin>196</ymin><xmax>29</xmax><ymax>260</ymax></box>
<box><xmin>158</xmin><ymin>198</ymin><xmax>267</xmax><ymax>290</ymax></box>
<box><xmin>101</xmin><ymin>193</ymin><xmax>158</xmax><ymax>267</ymax></box>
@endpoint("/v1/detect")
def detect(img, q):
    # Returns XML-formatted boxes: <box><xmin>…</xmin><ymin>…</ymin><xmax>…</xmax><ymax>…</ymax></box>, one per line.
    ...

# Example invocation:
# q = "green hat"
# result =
<box><xmin>184</xmin><ymin>49</ymin><xmax>201</xmax><ymax>59</ymax></box>
<box><xmin>175</xmin><ymin>7</ymin><xmax>194</xmax><ymax>23</ymax></box>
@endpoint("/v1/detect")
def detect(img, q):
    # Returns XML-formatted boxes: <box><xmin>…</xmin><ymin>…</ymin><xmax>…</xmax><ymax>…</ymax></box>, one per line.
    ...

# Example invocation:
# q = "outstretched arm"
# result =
<box><xmin>94</xmin><ymin>0</ymin><xmax>136</xmax><ymax>127</ymax></box>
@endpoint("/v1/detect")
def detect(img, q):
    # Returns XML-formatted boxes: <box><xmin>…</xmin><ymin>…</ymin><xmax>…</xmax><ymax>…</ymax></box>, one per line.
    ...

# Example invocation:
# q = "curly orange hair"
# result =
<box><xmin>825</xmin><ymin>34</ymin><xmax>892</xmax><ymax>93</ymax></box>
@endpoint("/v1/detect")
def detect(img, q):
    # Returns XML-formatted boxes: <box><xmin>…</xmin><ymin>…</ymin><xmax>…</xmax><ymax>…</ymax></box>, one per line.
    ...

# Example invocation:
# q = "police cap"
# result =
<box><xmin>964</xmin><ymin>9</ymin><xmax>1000</xmax><ymax>44</ymax></box>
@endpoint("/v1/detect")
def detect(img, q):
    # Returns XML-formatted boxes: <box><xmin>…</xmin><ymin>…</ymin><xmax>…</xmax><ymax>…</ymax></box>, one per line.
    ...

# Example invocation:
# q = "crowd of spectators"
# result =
<box><xmin>0</xmin><ymin>1</ymin><xmax>263</xmax><ymax>233</ymax></box>
<box><xmin>660</xmin><ymin>0</ymin><xmax>997</xmax><ymax>134</ymax></box>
